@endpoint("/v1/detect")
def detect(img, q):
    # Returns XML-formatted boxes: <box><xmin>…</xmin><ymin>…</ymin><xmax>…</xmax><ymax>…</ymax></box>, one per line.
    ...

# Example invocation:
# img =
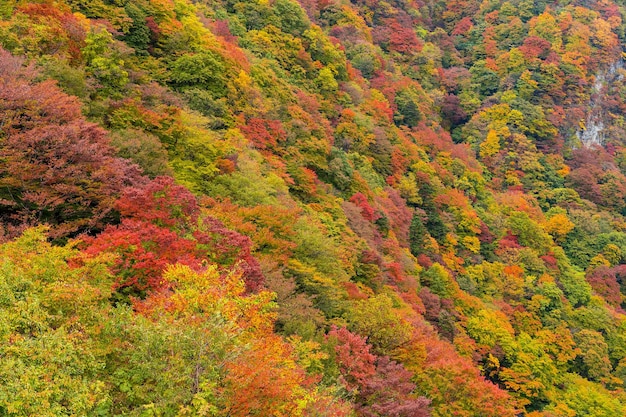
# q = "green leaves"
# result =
<box><xmin>83</xmin><ymin>28</ymin><xmax>129</xmax><ymax>94</ymax></box>
<box><xmin>169</xmin><ymin>52</ymin><xmax>227</xmax><ymax>95</ymax></box>
<box><xmin>0</xmin><ymin>228</ymin><xmax>112</xmax><ymax>416</ymax></box>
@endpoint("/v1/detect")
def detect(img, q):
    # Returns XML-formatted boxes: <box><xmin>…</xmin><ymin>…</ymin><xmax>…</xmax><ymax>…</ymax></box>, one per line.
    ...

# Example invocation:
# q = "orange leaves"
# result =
<box><xmin>204</xmin><ymin>198</ymin><xmax>299</xmax><ymax>263</ymax></box>
<box><xmin>495</xmin><ymin>189</ymin><xmax>543</xmax><ymax>218</ymax></box>
<box><xmin>139</xmin><ymin>264</ymin><xmax>275</xmax><ymax>332</ymax></box>
<box><xmin>223</xmin><ymin>335</ymin><xmax>306</xmax><ymax>417</ymax></box>
<box><xmin>409</xmin><ymin>321</ymin><xmax>519</xmax><ymax>417</ymax></box>
<box><xmin>433</xmin><ymin>188</ymin><xmax>470</xmax><ymax>210</ymax></box>
<box><xmin>12</xmin><ymin>3</ymin><xmax>87</xmax><ymax>62</ymax></box>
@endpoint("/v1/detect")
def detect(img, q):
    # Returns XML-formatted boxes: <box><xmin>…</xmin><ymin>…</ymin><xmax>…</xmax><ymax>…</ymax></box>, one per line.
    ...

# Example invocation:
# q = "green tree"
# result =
<box><xmin>409</xmin><ymin>212</ymin><xmax>428</xmax><ymax>256</ymax></box>
<box><xmin>123</xmin><ymin>3</ymin><xmax>150</xmax><ymax>54</ymax></box>
<box><xmin>347</xmin><ymin>294</ymin><xmax>413</xmax><ymax>353</ymax></box>
<box><xmin>82</xmin><ymin>28</ymin><xmax>129</xmax><ymax>94</ymax></box>
<box><xmin>169</xmin><ymin>51</ymin><xmax>227</xmax><ymax>95</ymax></box>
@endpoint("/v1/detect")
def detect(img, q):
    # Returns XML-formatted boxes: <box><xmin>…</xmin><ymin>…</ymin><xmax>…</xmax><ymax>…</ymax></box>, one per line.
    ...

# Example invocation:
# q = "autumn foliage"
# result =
<box><xmin>2</xmin><ymin>0</ymin><xmax>626</xmax><ymax>414</ymax></box>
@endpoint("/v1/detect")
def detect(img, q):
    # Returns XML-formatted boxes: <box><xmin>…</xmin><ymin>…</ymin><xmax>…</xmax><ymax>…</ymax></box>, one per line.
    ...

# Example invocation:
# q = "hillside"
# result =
<box><xmin>2</xmin><ymin>0</ymin><xmax>626</xmax><ymax>415</ymax></box>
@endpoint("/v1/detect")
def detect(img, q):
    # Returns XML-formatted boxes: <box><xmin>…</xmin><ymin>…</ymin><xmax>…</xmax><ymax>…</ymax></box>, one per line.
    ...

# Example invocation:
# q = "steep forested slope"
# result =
<box><xmin>2</xmin><ymin>0</ymin><xmax>626</xmax><ymax>415</ymax></box>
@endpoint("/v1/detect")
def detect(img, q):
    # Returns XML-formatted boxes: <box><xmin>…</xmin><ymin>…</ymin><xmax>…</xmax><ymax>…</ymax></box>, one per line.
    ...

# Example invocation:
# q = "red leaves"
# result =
<box><xmin>115</xmin><ymin>176</ymin><xmax>199</xmax><ymax>230</ymax></box>
<box><xmin>196</xmin><ymin>217</ymin><xmax>265</xmax><ymax>292</ymax></box>
<box><xmin>498</xmin><ymin>232</ymin><xmax>522</xmax><ymax>251</ymax></box>
<box><xmin>330</xmin><ymin>326</ymin><xmax>377</xmax><ymax>391</ymax></box>
<box><xmin>359</xmin><ymin>357</ymin><xmax>431</xmax><ymax>417</ymax></box>
<box><xmin>350</xmin><ymin>193</ymin><xmax>380</xmax><ymax>222</ymax></box>
<box><xmin>373</xmin><ymin>17</ymin><xmax>423</xmax><ymax>55</ymax></box>
<box><xmin>83</xmin><ymin>219</ymin><xmax>200</xmax><ymax>293</ymax></box>
<box><xmin>240</xmin><ymin>118</ymin><xmax>287</xmax><ymax>150</ymax></box>
<box><xmin>388</xmin><ymin>21</ymin><xmax>422</xmax><ymax>54</ymax></box>
<box><xmin>586</xmin><ymin>266</ymin><xmax>622</xmax><ymax>308</ymax></box>
<box><xmin>0</xmin><ymin>49</ymin><xmax>143</xmax><ymax>240</ymax></box>
<box><xmin>567</xmin><ymin>147</ymin><xmax>626</xmax><ymax>210</ymax></box>
<box><xmin>451</xmin><ymin>17</ymin><xmax>474</xmax><ymax>36</ymax></box>
<box><xmin>519</xmin><ymin>36</ymin><xmax>552</xmax><ymax>60</ymax></box>
<box><xmin>329</xmin><ymin>326</ymin><xmax>432</xmax><ymax>417</ymax></box>
<box><xmin>16</xmin><ymin>3</ymin><xmax>87</xmax><ymax>62</ymax></box>
<box><xmin>83</xmin><ymin>177</ymin><xmax>264</xmax><ymax>296</ymax></box>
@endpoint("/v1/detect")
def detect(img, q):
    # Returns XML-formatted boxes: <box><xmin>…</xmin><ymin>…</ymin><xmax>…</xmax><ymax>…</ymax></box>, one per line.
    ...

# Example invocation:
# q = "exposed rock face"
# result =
<box><xmin>577</xmin><ymin>60</ymin><xmax>624</xmax><ymax>148</ymax></box>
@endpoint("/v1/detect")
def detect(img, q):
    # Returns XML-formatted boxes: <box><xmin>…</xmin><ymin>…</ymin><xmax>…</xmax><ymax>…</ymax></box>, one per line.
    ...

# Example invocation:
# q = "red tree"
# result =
<box><xmin>83</xmin><ymin>177</ymin><xmax>264</xmax><ymax>296</ymax></box>
<box><xmin>0</xmin><ymin>48</ymin><xmax>143</xmax><ymax>240</ymax></box>
<box><xmin>329</xmin><ymin>327</ymin><xmax>431</xmax><ymax>417</ymax></box>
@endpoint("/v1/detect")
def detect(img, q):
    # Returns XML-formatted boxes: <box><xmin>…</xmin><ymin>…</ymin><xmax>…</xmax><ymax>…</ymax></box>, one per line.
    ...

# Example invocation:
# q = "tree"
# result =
<box><xmin>409</xmin><ymin>212</ymin><xmax>428</xmax><ymax>257</ymax></box>
<box><xmin>109</xmin><ymin>129</ymin><xmax>173</xmax><ymax>178</ymax></box>
<box><xmin>0</xmin><ymin>48</ymin><xmax>143</xmax><ymax>240</ymax></box>
<box><xmin>0</xmin><ymin>228</ymin><xmax>112</xmax><ymax>416</ymax></box>
<box><xmin>328</xmin><ymin>327</ymin><xmax>431</xmax><ymax>417</ymax></box>
<box><xmin>83</xmin><ymin>177</ymin><xmax>264</xmax><ymax>298</ymax></box>
<box><xmin>0</xmin><ymin>227</ymin><xmax>325</xmax><ymax>416</ymax></box>
<box><xmin>394</xmin><ymin>88</ymin><xmax>423</xmax><ymax>127</ymax></box>
<box><xmin>82</xmin><ymin>28</ymin><xmax>129</xmax><ymax>94</ymax></box>
<box><xmin>123</xmin><ymin>3</ymin><xmax>150</xmax><ymax>54</ymax></box>
<box><xmin>347</xmin><ymin>294</ymin><xmax>413</xmax><ymax>353</ymax></box>
<box><xmin>479</xmin><ymin>129</ymin><xmax>501</xmax><ymax>159</ymax></box>
<box><xmin>169</xmin><ymin>51</ymin><xmax>227</xmax><ymax>95</ymax></box>
<box><xmin>573</xmin><ymin>330</ymin><xmax>613</xmax><ymax>382</ymax></box>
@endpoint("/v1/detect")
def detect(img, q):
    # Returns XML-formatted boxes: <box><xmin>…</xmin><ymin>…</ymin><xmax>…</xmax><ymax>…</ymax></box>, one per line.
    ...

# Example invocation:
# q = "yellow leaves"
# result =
<box><xmin>529</xmin><ymin>11</ymin><xmax>562</xmax><ymax>49</ymax></box>
<box><xmin>393</xmin><ymin>337</ymin><xmax>428</xmax><ymax>374</ymax></box>
<box><xmin>602</xmin><ymin>243</ymin><xmax>622</xmax><ymax>266</ymax></box>
<box><xmin>287</xmin><ymin>335</ymin><xmax>328</xmax><ymax>374</ymax></box>
<box><xmin>589</xmin><ymin>254</ymin><xmax>610</xmax><ymax>269</ymax></box>
<box><xmin>347</xmin><ymin>293</ymin><xmax>413</xmax><ymax>352</ymax></box>
<box><xmin>370</xmin><ymin>88</ymin><xmax>387</xmax><ymax>102</ymax></box>
<box><xmin>502</xmin><ymin>265</ymin><xmax>525</xmax><ymax>301</ymax></box>
<box><xmin>233</xmin><ymin>69</ymin><xmax>252</xmax><ymax>90</ymax></box>
<box><xmin>466</xmin><ymin>309</ymin><xmax>516</xmax><ymax>355</ymax></box>
<box><xmin>479</xmin><ymin>129</ymin><xmax>501</xmax><ymax>159</ymax></box>
<box><xmin>485</xmin><ymin>103</ymin><xmax>512</xmax><ymax>128</ymax></box>
<box><xmin>501</xmin><ymin>90</ymin><xmax>518</xmax><ymax>103</ymax></box>
<box><xmin>159</xmin><ymin>264</ymin><xmax>277</xmax><ymax>334</ymax></box>
<box><xmin>485</xmin><ymin>353</ymin><xmax>501</xmax><ymax>378</ymax></box>
<box><xmin>502</xmin><ymin>48</ymin><xmax>526</xmax><ymax>74</ymax></box>
<box><xmin>500</xmin><ymin>369</ymin><xmax>544</xmax><ymax>405</ymax></box>
<box><xmin>444</xmin><ymin>232</ymin><xmax>458</xmax><ymax>249</ymax></box>
<box><xmin>457</xmin><ymin>210</ymin><xmax>482</xmax><ymax>235</ymax></box>
<box><xmin>543</xmin><ymin>403</ymin><xmax>576</xmax><ymax>417</ymax></box>
<box><xmin>535</xmin><ymin>325</ymin><xmax>580</xmax><ymax>366</ymax></box>
<box><xmin>397</xmin><ymin>175</ymin><xmax>422</xmax><ymax>206</ymax></box>
<box><xmin>543</xmin><ymin>213</ymin><xmax>574</xmax><ymax>241</ymax></box>
<box><xmin>507</xmin><ymin>110</ymin><xmax>524</xmax><ymax>127</ymax></box>
<box><xmin>316</xmin><ymin>67</ymin><xmax>338</xmax><ymax>94</ymax></box>
<box><xmin>591</xmin><ymin>17</ymin><xmax>618</xmax><ymax>50</ymax></box>
<box><xmin>462</xmin><ymin>236</ymin><xmax>481</xmax><ymax>254</ymax></box>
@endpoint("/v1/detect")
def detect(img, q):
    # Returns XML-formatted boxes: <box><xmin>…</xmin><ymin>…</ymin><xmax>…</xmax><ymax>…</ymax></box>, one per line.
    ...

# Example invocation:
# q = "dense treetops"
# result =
<box><xmin>2</xmin><ymin>0</ymin><xmax>626</xmax><ymax>415</ymax></box>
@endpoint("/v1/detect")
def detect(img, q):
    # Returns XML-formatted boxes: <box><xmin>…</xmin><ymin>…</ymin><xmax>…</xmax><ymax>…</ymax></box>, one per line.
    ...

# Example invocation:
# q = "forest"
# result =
<box><xmin>2</xmin><ymin>0</ymin><xmax>626</xmax><ymax>415</ymax></box>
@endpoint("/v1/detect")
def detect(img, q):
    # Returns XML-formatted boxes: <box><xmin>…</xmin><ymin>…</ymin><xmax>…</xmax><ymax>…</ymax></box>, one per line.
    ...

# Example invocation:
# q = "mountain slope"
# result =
<box><xmin>1</xmin><ymin>0</ymin><xmax>626</xmax><ymax>415</ymax></box>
